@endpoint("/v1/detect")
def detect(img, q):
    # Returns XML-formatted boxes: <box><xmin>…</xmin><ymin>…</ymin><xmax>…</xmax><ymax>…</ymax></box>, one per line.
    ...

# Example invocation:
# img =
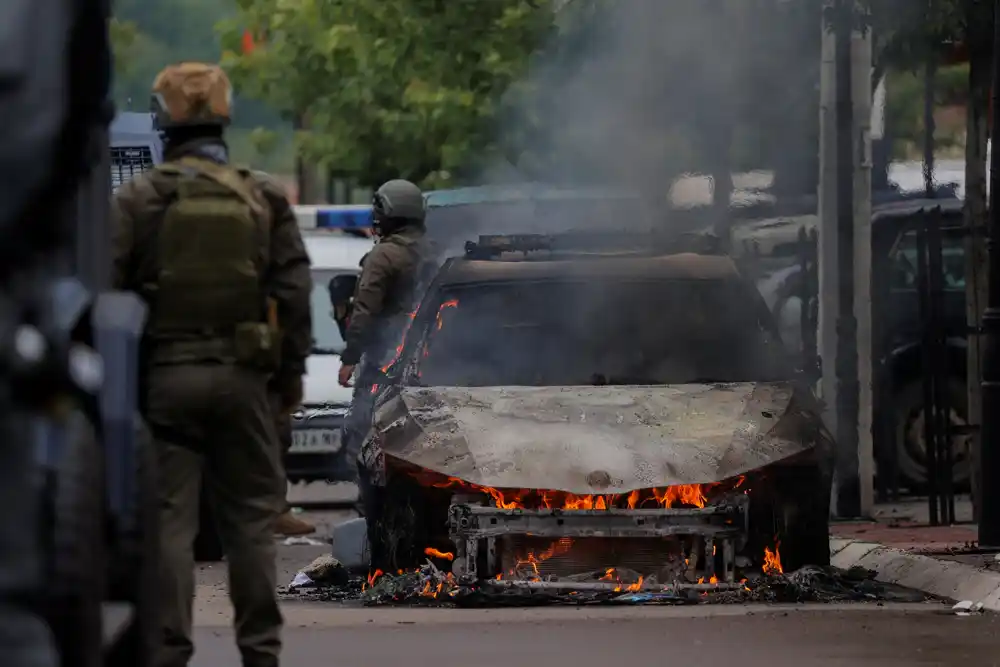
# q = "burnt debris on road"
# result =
<box><xmin>283</xmin><ymin>553</ymin><xmax>927</xmax><ymax>607</ymax></box>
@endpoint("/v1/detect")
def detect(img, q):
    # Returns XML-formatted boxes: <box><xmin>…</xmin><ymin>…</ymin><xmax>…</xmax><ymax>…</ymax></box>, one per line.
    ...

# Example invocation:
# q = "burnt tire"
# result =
<box><xmin>46</xmin><ymin>411</ymin><xmax>105</xmax><ymax>667</ymax></box>
<box><xmin>749</xmin><ymin>465</ymin><xmax>831</xmax><ymax>572</ymax></box>
<box><xmin>366</xmin><ymin>473</ymin><xmax>428</xmax><ymax>573</ymax></box>
<box><xmin>194</xmin><ymin>488</ymin><xmax>224</xmax><ymax>563</ymax></box>
<box><xmin>105</xmin><ymin>417</ymin><xmax>159</xmax><ymax>667</ymax></box>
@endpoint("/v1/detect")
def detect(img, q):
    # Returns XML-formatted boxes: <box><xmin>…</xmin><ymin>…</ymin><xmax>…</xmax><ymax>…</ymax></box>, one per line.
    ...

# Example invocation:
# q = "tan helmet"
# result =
<box><xmin>151</xmin><ymin>62</ymin><xmax>233</xmax><ymax>129</ymax></box>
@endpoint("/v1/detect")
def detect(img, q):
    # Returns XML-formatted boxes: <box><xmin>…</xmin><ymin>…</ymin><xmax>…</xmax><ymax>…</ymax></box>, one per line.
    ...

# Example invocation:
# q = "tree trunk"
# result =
<box><xmin>293</xmin><ymin>112</ymin><xmax>323</xmax><ymax>205</ymax></box>
<box><xmin>965</xmin><ymin>49</ymin><xmax>990</xmax><ymax>522</ymax></box>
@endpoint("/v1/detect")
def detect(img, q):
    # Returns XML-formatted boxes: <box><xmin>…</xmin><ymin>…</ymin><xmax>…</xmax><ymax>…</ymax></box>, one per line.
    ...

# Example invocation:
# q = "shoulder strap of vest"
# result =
<box><xmin>156</xmin><ymin>157</ymin><xmax>265</xmax><ymax>217</ymax></box>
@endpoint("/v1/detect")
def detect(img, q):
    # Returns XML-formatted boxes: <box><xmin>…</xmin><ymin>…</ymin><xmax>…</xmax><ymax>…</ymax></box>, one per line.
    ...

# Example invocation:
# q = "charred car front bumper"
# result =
<box><xmin>448</xmin><ymin>494</ymin><xmax>749</xmax><ymax>591</ymax></box>
<box><xmin>364</xmin><ymin>381</ymin><xmax>833</xmax><ymax>580</ymax></box>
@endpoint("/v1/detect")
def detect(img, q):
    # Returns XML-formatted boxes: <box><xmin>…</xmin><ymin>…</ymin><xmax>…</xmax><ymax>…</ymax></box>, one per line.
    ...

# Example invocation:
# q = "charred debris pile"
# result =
<box><xmin>284</xmin><ymin>475</ymin><xmax>926</xmax><ymax>607</ymax></box>
<box><xmin>286</xmin><ymin>547</ymin><xmax>926</xmax><ymax>608</ymax></box>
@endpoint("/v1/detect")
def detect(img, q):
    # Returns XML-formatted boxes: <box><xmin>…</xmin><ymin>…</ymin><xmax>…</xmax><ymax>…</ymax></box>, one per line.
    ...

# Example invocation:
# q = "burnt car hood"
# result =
<box><xmin>373</xmin><ymin>382</ymin><xmax>824</xmax><ymax>495</ymax></box>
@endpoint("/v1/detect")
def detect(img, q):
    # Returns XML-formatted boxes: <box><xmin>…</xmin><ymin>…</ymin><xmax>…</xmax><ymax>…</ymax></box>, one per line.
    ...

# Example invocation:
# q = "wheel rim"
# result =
<box><xmin>902</xmin><ymin>403</ymin><xmax>971</xmax><ymax>483</ymax></box>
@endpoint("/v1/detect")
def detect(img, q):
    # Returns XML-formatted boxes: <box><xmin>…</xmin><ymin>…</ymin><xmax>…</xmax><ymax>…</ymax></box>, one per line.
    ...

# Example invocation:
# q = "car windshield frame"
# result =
<box><xmin>396</xmin><ymin>276</ymin><xmax>794</xmax><ymax>388</ymax></box>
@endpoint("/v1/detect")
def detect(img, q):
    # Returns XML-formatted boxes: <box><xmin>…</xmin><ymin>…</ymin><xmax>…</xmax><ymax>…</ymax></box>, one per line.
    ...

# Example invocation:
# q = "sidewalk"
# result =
<box><xmin>832</xmin><ymin>496</ymin><xmax>978</xmax><ymax>553</ymax></box>
<box><xmin>829</xmin><ymin>496</ymin><xmax>1000</xmax><ymax>610</ymax></box>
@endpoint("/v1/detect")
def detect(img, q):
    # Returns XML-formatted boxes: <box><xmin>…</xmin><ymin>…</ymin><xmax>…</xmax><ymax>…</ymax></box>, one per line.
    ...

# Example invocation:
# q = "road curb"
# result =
<box><xmin>830</xmin><ymin>538</ymin><xmax>1000</xmax><ymax>610</ymax></box>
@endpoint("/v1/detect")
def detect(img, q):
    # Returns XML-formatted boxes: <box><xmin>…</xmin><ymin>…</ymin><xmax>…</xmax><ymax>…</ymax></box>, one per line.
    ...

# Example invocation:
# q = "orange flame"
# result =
<box><xmin>379</xmin><ymin>310</ymin><xmax>419</xmax><ymax>374</ymax></box>
<box><xmin>424</xmin><ymin>547</ymin><xmax>455</xmax><ymax>561</ymax></box>
<box><xmin>363</xmin><ymin>569</ymin><xmax>384</xmax><ymax>590</ymax></box>
<box><xmin>435</xmin><ymin>299</ymin><xmax>459</xmax><ymax>330</ymax></box>
<box><xmin>428</xmin><ymin>475</ymin><xmax>746</xmax><ymax>512</ymax></box>
<box><xmin>763</xmin><ymin>542</ymin><xmax>783</xmax><ymax>575</ymax></box>
<box><xmin>627</xmin><ymin>490</ymin><xmax>641</xmax><ymax>508</ymax></box>
<box><xmin>625</xmin><ymin>576</ymin><xmax>645</xmax><ymax>592</ymax></box>
<box><xmin>508</xmin><ymin>537</ymin><xmax>575</xmax><ymax>579</ymax></box>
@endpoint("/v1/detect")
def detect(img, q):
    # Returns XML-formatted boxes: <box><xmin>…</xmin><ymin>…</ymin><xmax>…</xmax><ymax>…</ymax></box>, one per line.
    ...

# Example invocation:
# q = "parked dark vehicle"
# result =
<box><xmin>358</xmin><ymin>232</ymin><xmax>835</xmax><ymax>584</ymax></box>
<box><xmin>737</xmin><ymin>199</ymin><xmax>970</xmax><ymax>490</ymax></box>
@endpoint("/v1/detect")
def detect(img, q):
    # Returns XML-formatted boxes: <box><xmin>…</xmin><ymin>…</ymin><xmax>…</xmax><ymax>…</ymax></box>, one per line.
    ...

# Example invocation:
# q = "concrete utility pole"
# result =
<box><xmin>818</xmin><ymin>0</ymin><xmax>874</xmax><ymax>518</ymax></box>
<box><xmin>979</xmin><ymin>0</ymin><xmax>1000</xmax><ymax>547</ymax></box>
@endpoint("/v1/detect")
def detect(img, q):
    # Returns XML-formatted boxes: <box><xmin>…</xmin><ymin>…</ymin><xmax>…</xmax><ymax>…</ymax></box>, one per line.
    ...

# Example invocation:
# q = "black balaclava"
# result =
<box><xmin>161</xmin><ymin>124</ymin><xmax>225</xmax><ymax>158</ymax></box>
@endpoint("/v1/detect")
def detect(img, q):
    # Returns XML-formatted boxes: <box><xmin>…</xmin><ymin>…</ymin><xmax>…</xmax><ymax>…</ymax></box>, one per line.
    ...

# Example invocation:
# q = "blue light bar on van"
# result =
<box><xmin>294</xmin><ymin>205</ymin><xmax>373</xmax><ymax>231</ymax></box>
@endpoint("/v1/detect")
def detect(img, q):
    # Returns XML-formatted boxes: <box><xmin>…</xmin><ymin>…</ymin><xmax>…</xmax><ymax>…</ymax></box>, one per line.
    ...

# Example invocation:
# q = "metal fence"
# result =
<box><xmin>738</xmin><ymin>207</ymin><xmax>965</xmax><ymax>518</ymax></box>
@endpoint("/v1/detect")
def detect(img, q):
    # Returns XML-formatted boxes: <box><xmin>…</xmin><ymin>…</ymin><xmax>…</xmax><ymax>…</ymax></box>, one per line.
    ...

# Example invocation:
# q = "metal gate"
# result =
<box><xmin>873</xmin><ymin>206</ymin><xmax>962</xmax><ymax>522</ymax></box>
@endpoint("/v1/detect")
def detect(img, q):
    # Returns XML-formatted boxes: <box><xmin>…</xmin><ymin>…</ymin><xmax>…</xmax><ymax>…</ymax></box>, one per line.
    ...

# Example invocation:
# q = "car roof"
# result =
<box><xmin>870</xmin><ymin>197</ymin><xmax>964</xmax><ymax>222</ymax></box>
<box><xmin>303</xmin><ymin>234</ymin><xmax>373</xmax><ymax>272</ymax></box>
<box><xmin>436</xmin><ymin>253</ymin><xmax>742</xmax><ymax>286</ymax></box>
<box><xmin>728</xmin><ymin>197</ymin><xmax>966</xmax><ymax>257</ymax></box>
<box><xmin>425</xmin><ymin>184</ymin><xmax>640</xmax><ymax>208</ymax></box>
<box><xmin>110</xmin><ymin>112</ymin><xmax>158</xmax><ymax>146</ymax></box>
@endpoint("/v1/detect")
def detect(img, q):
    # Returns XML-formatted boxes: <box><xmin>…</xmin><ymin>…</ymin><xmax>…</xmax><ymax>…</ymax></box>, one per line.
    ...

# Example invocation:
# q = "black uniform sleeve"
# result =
<box><xmin>260</xmin><ymin>182</ymin><xmax>313</xmax><ymax>376</ymax></box>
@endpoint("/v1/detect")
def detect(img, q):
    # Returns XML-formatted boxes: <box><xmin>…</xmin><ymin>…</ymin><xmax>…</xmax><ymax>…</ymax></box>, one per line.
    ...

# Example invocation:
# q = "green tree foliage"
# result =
<box><xmin>112</xmin><ymin>0</ymin><xmax>237</xmax><ymax>111</ymax></box>
<box><xmin>861</xmin><ymin>0</ymin><xmax>962</xmax><ymax>71</ymax></box>
<box><xmin>109</xmin><ymin>19</ymin><xmax>139</xmax><ymax>77</ymax></box>
<box><xmin>218</xmin><ymin>0</ymin><xmax>558</xmax><ymax>188</ymax></box>
<box><xmin>109</xmin><ymin>0</ymin><xmax>293</xmax><ymax>169</ymax></box>
<box><xmin>885</xmin><ymin>63</ymin><xmax>969</xmax><ymax>158</ymax></box>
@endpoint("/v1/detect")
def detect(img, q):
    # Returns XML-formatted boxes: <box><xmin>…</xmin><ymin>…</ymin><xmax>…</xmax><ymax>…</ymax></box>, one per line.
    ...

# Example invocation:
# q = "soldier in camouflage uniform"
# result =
<box><xmin>338</xmin><ymin>180</ymin><xmax>430</xmax><ymax>554</ymax></box>
<box><xmin>111</xmin><ymin>62</ymin><xmax>312</xmax><ymax>667</ymax></box>
<box><xmin>337</xmin><ymin>180</ymin><xmax>430</xmax><ymax>389</ymax></box>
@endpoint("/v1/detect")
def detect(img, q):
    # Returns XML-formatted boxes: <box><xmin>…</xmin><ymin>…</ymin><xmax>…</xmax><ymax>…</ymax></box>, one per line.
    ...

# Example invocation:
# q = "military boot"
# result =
<box><xmin>275</xmin><ymin>511</ymin><xmax>316</xmax><ymax>537</ymax></box>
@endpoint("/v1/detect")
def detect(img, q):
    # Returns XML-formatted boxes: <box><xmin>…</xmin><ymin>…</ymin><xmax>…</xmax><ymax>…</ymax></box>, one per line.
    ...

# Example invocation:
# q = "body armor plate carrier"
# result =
<box><xmin>146</xmin><ymin>157</ymin><xmax>277</xmax><ymax>368</ymax></box>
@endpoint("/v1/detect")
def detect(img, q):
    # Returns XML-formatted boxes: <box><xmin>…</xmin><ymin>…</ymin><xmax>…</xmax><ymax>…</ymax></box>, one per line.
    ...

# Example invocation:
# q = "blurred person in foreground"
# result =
<box><xmin>111</xmin><ymin>62</ymin><xmax>312</xmax><ymax>667</ymax></box>
<box><xmin>0</xmin><ymin>0</ymin><xmax>114</xmax><ymax>664</ymax></box>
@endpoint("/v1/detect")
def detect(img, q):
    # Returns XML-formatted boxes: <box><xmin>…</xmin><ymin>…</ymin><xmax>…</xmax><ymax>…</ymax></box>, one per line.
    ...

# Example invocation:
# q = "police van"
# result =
<box><xmin>289</xmin><ymin>206</ymin><xmax>373</xmax><ymax>483</ymax></box>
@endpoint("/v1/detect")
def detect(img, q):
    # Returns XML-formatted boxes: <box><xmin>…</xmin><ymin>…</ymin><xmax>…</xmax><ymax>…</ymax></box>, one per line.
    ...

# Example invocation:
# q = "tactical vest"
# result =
<box><xmin>145</xmin><ymin>157</ymin><xmax>277</xmax><ymax>368</ymax></box>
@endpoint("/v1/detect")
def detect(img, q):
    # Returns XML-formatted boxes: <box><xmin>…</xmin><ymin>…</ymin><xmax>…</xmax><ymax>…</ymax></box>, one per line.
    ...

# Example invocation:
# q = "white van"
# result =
<box><xmin>287</xmin><ymin>208</ymin><xmax>373</xmax><ymax>482</ymax></box>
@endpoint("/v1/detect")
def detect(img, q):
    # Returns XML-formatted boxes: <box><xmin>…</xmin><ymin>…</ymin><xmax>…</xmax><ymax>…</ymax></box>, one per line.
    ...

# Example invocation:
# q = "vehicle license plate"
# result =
<box><xmin>290</xmin><ymin>429</ymin><xmax>342</xmax><ymax>453</ymax></box>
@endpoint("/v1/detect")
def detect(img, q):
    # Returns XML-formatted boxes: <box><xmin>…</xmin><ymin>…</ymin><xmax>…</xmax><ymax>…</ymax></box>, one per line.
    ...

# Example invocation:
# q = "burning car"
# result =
<box><xmin>359</xmin><ymin>232</ymin><xmax>833</xmax><ymax>594</ymax></box>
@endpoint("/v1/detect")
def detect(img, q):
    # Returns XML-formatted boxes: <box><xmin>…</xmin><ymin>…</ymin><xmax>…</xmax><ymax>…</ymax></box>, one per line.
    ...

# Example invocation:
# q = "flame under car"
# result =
<box><xmin>360</xmin><ymin>236</ymin><xmax>834</xmax><ymax>591</ymax></box>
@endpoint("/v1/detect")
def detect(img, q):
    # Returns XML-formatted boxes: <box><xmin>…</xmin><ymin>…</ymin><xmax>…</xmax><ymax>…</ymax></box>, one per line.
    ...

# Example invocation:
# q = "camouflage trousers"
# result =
<box><xmin>342</xmin><ymin>360</ymin><xmax>380</xmax><ymax>477</ymax></box>
<box><xmin>269</xmin><ymin>391</ymin><xmax>293</xmax><ymax>512</ymax></box>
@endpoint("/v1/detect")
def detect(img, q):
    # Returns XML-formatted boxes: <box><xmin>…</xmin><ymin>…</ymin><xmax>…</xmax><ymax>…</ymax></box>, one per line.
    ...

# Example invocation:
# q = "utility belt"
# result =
<box><xmin>147</xmin><ymin>321</ymin><xmax>281</xmax><ymax>370</ymax></box>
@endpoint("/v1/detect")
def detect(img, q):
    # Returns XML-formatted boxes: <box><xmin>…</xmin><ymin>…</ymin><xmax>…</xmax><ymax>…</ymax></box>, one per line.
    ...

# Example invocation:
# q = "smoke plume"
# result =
<box><xmin>430</xmin><ymin>0</ymin><xmax>821</xmax><ymax>249</ymax></box>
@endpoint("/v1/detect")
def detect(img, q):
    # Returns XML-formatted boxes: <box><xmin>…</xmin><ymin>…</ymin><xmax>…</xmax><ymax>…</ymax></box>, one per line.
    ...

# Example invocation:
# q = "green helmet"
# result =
<box><xmin>372</xmin><ymin>179</ymin><xmax>425</xmax><ymax>235</ymax></box>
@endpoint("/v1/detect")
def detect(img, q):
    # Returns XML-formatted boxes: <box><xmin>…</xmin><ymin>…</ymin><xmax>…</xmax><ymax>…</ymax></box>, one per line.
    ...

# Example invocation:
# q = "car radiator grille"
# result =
<box><xmin>498</xmin><ymin>535</ymin><xmax>685</xmax><ymax>578</ymax></box>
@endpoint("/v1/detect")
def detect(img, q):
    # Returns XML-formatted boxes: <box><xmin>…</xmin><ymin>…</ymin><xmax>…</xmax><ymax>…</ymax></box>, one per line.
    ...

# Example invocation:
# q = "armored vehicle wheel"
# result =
<box><xmin>893</xmin><ymin>377</ymin><xmax>971</xmax><ymax>490</ymax></box>
<box><xmin>46</xmin><ymin>410</ymin><xmax>105</xmax><ymax>667</ymax></box>
<box><xmin>105</xmin><ymin>417</ymin><xmax>159</xmax><ymax>667</ymax></box>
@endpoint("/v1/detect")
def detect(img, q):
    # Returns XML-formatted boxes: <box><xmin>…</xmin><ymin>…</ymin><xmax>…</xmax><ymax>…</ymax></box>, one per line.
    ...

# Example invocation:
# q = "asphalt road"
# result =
<box><xmin>188</xmin><ymin>500</ymin><xmax>1000</xmax><ymax>667</ymax></box>
<box><xmin>190</xmin><ymin>603</ymin><xmax>999</xmax><ymax>667</ymax></box>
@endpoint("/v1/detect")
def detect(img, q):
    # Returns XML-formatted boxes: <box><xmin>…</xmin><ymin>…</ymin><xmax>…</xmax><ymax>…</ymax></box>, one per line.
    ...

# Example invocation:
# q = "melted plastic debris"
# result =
<box><xmin>709</xmin><ymin>566</ymin><xmax>928</xmax><ymax>604</ymax></box>
<box><xmin>282</xmin><ymin>563</ymin><xmax>928</xmax><ymax>607</ymax></box>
